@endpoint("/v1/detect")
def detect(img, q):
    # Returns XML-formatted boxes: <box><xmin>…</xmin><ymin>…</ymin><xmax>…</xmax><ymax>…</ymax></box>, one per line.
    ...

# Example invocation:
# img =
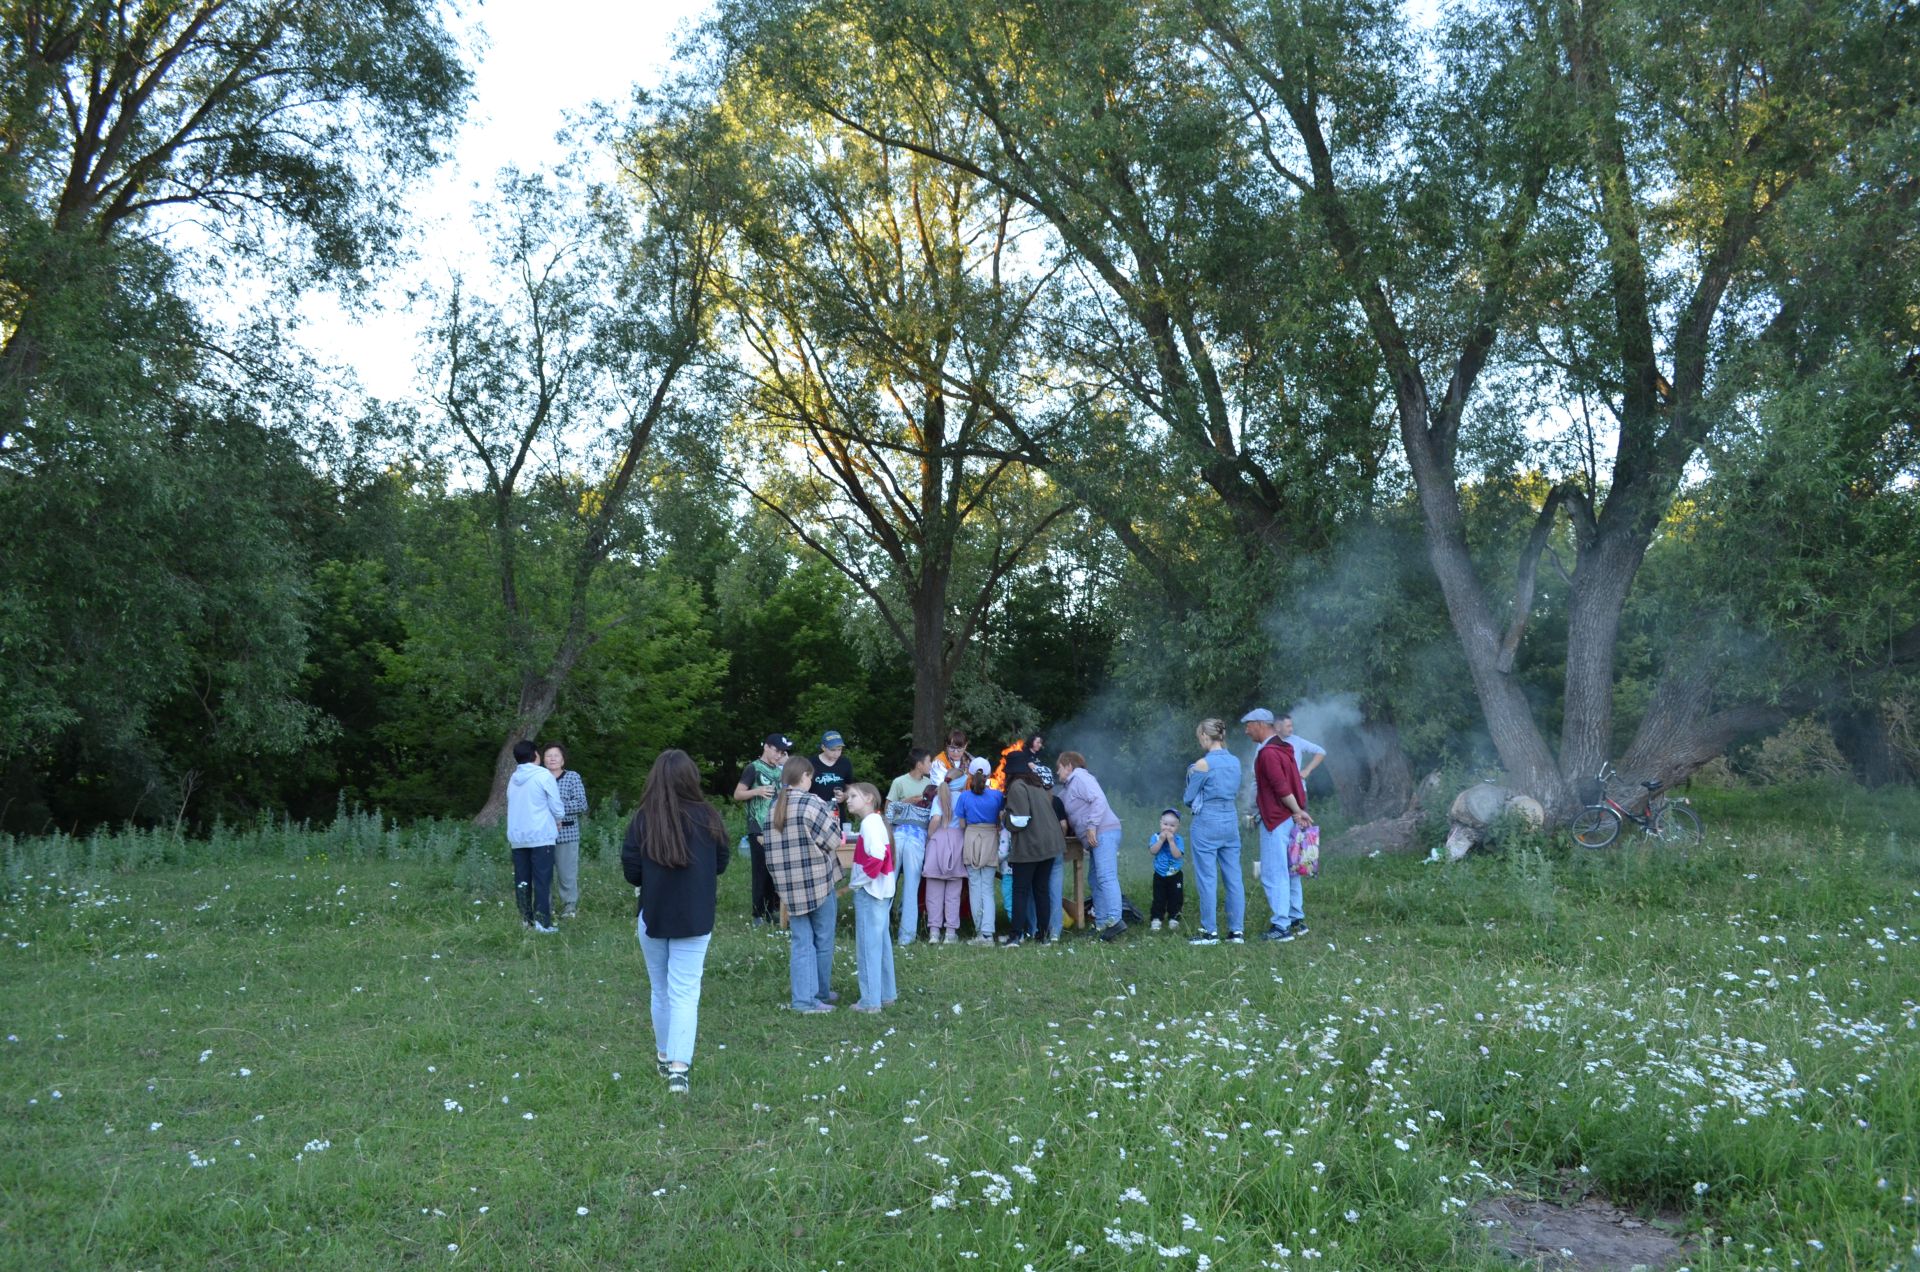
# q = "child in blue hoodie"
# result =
<box><xmin>505</xmin><ymin>739</ymin><xmax>565</xmax><ymax>932</ymax></box>
<box><xmin>1148</xmin><ymin>807</ymin><xmax>1185</xmax><ymax>931</ymax></box>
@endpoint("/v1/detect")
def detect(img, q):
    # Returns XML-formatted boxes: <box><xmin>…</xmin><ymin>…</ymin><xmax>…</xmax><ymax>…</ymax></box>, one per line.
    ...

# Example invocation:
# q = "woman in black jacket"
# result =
<box><xmin>622</xmin><ymin>749</ymin><xmax>730</xmax><ymax>1094</ymax></box>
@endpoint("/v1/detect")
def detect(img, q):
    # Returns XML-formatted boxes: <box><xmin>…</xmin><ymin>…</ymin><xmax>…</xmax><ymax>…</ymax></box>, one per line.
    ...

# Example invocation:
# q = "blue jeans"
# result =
<box><xmin>635</xmin><ymin>912</ymin><xmax>711</xmax><ymax>1067</ymax></box>
<box><xmin>1190</xmin><ymin>814</ymin><xmax>1244</xmax><ymax>934</ymax></box>
<box><xmin>1089</xmin><ymin>826</ymin><xmax>1123</xmax><ymax>928</ymax></box>
<box><xmin>1048</xmin><ymin>855</ymin><xmax>1064</xmax><ymax>937</ymax></box>
<box><xmin>853</xmin><ymin>889</ymin><xmax>897</xmax><ymax>1007</ymax></box>
<box><xmin>1260</xmin><ymin>820</ymin><xmax>1303</xmax><ymax>927</ymax></box>
<box><xmin>511</xmin><ymin>845</ymin><xmax>554</xmax><ymax>926</ymax></box>
<box><xmin>787</xmin><ymin>889</ymin><xmax>837</xmax><ymax>1009</ymax></box>
<box><xmin>893</xmin><ymin>825</ymin><xmax>926</xmax><ymax>946</ymax></box>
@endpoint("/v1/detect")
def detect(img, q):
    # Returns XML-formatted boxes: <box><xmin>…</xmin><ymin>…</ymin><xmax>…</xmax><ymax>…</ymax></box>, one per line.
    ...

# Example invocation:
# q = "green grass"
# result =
<box><xmin>2</xmin><ymin>795</ymin><xmax>1918</xmax><ymax>1270</ymax></box>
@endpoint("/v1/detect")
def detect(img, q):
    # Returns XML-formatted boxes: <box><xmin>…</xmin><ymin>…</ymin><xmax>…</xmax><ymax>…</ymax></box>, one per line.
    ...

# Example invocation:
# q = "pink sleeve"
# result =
<box><xmin>852</xmin><ymin>813</ymin><xmax>894</xmax><ymax>874</ymax></box>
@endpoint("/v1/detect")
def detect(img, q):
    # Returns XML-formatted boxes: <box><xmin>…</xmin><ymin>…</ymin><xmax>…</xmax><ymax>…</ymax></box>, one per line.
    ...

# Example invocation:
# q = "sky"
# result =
<box><xmin>297</xmin><ymin>0</ymin><xmax>716</xmax><ymax>402</ymax></box>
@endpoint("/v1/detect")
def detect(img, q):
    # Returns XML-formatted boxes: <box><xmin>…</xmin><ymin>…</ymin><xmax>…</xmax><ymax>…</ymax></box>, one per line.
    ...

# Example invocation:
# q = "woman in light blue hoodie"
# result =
<box><xmin>505</xmin><ymin>738</ymin><xmax>565</xmax><ymax>932</ymax></box>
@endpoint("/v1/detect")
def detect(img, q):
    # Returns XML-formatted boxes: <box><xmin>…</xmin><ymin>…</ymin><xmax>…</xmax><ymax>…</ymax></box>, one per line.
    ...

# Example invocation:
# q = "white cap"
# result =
<box><xmin>967</xmin><ymin>756</ymin><xmax>991</xmax><ymax>775</ymax></box>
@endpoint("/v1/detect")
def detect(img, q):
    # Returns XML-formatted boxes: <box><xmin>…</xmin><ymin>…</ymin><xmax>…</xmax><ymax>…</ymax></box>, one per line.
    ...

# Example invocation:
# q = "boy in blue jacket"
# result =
<box><xmin>1148</xmin><ymin>808</ymin><xmax>1185</xmax><ymax>930</ymax></box>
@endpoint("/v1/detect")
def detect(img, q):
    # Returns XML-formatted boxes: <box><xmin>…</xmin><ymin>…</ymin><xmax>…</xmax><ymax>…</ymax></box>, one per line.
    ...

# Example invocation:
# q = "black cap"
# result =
<box><xmin>763</xmin><ymin>733</ymin><xmax>793</xmax><ymax>751</ymax></box>
<box><xmin>1004</xmin><ymin>750</ymin><xmax>1033</xmax><ymax>779</ymax></box>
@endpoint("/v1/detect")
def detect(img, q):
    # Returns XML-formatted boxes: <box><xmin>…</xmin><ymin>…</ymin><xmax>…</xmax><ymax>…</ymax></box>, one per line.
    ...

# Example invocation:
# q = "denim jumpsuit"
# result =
<box><xmin>1182</xmin><ymin>747</ymin><xmax>1245</xmax><ymax>934</ymax></box>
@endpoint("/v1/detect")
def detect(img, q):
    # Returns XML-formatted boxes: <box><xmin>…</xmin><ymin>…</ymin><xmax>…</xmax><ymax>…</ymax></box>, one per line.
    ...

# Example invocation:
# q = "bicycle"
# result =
<box><xmin>1569</xmin><ymin>762</ymin><xmax>1702</xmax><ymax>848</ymax></box>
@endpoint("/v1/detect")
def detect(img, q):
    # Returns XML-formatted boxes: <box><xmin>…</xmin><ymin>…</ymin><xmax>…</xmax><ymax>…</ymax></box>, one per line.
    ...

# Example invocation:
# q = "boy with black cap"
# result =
<box><xmin>733</xmin><ymin>732</ymin><xmax>793</xmax><ymax>924</ymax></box>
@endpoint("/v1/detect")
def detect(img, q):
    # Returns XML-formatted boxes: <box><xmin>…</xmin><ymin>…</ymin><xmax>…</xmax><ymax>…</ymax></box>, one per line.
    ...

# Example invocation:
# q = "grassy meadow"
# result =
<box><xmin>2</xmin><ymin>787</ymin><xmax>1917</xmax><ymax>1270</ymax></box>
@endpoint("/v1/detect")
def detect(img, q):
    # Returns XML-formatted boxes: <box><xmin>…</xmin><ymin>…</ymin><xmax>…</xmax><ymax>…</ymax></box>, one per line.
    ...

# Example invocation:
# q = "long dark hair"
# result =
<box><xmin>636</xmin><ymin>749</ymin><xmax>724</xmax><ymax>868</ymax></box>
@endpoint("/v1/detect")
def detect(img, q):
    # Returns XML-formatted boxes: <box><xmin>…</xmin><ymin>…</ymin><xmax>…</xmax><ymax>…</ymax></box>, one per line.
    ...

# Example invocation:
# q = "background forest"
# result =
<box><xmin>2</xmin><ymin>0</ymin><xmax>1916</xmax><ymax>835</ymax></box>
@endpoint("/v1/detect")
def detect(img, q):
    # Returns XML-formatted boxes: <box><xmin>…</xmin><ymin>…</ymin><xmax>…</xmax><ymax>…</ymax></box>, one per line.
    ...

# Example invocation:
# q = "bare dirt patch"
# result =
<box><xmin>1472</xmin><ymin>1187</ymin><xmax>1693</xmax><ymax>1271</ymax></box>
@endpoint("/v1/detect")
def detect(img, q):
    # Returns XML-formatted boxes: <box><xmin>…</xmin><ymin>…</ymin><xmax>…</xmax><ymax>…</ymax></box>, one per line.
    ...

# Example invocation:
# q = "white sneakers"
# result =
<box><xmin>1150</xmin><ymin>919</ymin><xmax>1163</xmax><ymax>931</ymax></box>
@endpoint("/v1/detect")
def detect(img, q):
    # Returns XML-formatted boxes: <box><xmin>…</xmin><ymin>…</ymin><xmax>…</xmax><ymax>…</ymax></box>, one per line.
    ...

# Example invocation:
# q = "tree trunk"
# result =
<box><xmin>473</xmin><ymin>629</ymin><xmax>593</xmax><ymax>825</ymax></box>
<box><xmin>1556</xmin><ymin>531</ymin><xmax>1643</xmax><ymax>793</ymax></box>
<box><xmin>909</xmin><ymin>567</ymin><xmax>952</xmax><ymax>750</ymax></box>
<box><xmin>1322</xmin><ymin>712</ymin><xmax>1415</xmax><ymax>824</ymax></box>
<box><xmin>1613</xmin><ymin>652</ymin><xmax>1790</xmax><ymax>806</ymax></box>
<box><xmin>1413</xmin><ymin>480</ymin><xmax>1572</xmax><ymax>811</ymax></box>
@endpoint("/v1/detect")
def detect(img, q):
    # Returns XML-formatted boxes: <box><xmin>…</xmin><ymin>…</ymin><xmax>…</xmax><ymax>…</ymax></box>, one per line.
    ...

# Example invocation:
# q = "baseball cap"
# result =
<box><xmin>763</xmin><ymin>732</ymin><xmax>793</xmax><ymax>751</ymax></box>
<box><xmin>1239</xmin><ymin>708</ymin><xmax>1276</xmax><ymax>724</ymax></box>
<box><xmin>821</xmin><ymin>729</ymin><xmax>844</xmax><ymax>749</ymax></box>
<box><xmin>967</xmin><ymin>756</ymin><xmax>991</xmax><ymax>775</ymax></box>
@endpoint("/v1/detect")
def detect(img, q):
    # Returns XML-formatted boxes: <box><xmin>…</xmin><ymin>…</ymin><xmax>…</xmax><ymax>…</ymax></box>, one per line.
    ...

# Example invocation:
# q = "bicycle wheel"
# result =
<box><xmin>1655</xmin><ymin>804</ymin><xmax>1702</xmax><ymax>845</ymax></box>
<box><xmin>1570</xmin><ymin>805</ymin><xmax>1621</xmax><ymax>848</ymax></box>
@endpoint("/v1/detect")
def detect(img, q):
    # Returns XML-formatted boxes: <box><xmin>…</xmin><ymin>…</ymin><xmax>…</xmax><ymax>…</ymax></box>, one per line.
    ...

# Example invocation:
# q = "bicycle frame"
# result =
<box><xmin>1593</xmin><ymin>763</ymin><xmax>1670</xmax><ymax>833</ymax></box>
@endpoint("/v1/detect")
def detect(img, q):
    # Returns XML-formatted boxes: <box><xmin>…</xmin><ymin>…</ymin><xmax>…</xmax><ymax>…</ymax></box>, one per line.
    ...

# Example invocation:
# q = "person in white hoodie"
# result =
<box><xmin>506</xmin><ymin>738</ymin><xmax>565</xmax><ymax>933</ymax></box>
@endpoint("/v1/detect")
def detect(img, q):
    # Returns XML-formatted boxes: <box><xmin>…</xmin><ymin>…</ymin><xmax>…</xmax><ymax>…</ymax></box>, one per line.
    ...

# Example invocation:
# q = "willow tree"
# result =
<box><xmin>703</xmin><ymin>70</ymin><xmax>1070</xmax><ymax>747</ymax></box>
<box><xmin>1192</xmin><ymin>0</ymin><xmax>1920</xmax><ymax>812</ymax></box>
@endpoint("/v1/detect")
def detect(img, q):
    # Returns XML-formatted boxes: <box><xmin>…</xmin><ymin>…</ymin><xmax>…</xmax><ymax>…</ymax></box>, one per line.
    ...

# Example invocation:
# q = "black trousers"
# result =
<box><xmin>1009</xmin><ymin>859</ymin><xmax>1057</xmax><ymax>940</ymax></box>
<box><xmin>512</xmin><ymin>845</ymin><xmax>555</xmax><ymax>926</ymax></box>
<box><xmin>749</xmin><ymin>829</ymin><xmax>778</xmax><ymax>920</ymax></box>
<box><xmin>1150</xmin><ymin>871</ymin><xmax>1184</xmax><ymax>921</ymax></box>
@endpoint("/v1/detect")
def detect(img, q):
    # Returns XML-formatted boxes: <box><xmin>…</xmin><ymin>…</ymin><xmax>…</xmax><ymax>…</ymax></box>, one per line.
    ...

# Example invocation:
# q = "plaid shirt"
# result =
<box><xmin>761</xmin><ymin>790</ymin><xmax>844</xmax><ymax>916</ymax></box>
<box><xmin>554</xmin><ymin>771</ymin><xmax>587</xmax><ymax>846</ymax></box>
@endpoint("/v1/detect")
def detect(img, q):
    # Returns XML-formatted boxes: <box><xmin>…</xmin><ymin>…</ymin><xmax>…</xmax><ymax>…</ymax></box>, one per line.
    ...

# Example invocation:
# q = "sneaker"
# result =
<box><xmin>534</xmin><ymin>921</ymin><xmax>558</xmax><ymax>934</ymax></box>
<box><xmin>943</xmin><ymin>931</ymin><xmax>958</xmax><ymax>945</ymax></box>
<box><xmin>795</xmin><ymin>1001</ymin><xmax>834</xmax><ymax>1014</ymax></box>
<box><xmin>1263</xmin><ymin>924</ymin><xmax>1295</xmax><ymax>943</ymax></box>
<box><xmin>656</xmin><ymin>1057</ymin><xmax>671</xmax><ymax>1076</ymax></box>
<box><xmin>1099</xmin><ymin>922</ymin><xmax>1127</xmax><ymax>942</ymax></box>
<box><xmin>1002</xmin><ymin>936</ymin><xmax>1026</xmax><ymax>948</ymax></box>
<box><xmin>1291</xmin><ymin>922</ymin><xmax>1310</xmax><ymax>937</ymax></box>
<box><xmin>1150</xmin><ymin>919</ymin><xmax>1163</xmax><ymax>932</ymax></box>
<box><xmin>851</xmin><ymin>1003</ymin><xmax>883</xmax><ymax>1014</ymax></box>
<box><xmin>969</xmin><ymin>935</ymin><xmax>993</xmax><ymax>947</ymax></box>
<box><xmin>522</xmin><ymin>920</ymin><xmax>534</xmax><ymax>931</ymax></box>
<box><xmin>822</xmin><ymin>990</ymin><xmax>841</xmax><ymax>1004</ymax></box>
<box><xmin>561</xmin><ymin>907</ymin><xmax>578</xmax><ymax>920</ymax></box>
<box><xmin>1189</xmin><ymin>930</ymin><xmax>1220</xmax><ymax>946</ymax></box>
<box><xmin>883</xmin><ymin>998</ymin><xmax>896</xmax><ymax>1007</ymax></box>
<box><xmin>1227</xmin><ymin>930</ymin><xmax>1245</xmax><ymax>944</ymax></box>
<box><xmin>1168</xmin><ymin>919</ymin><xmax>1180</xmax><ymax>931</ymax></box>
<box><xmin>666</xmin><ymin>1070</ymin><xmax>689</xmax><ymax>1094</ymax></box>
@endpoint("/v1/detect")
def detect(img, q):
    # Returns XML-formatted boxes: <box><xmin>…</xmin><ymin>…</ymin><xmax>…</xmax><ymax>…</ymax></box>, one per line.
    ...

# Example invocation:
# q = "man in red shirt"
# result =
<box><xmin>1241</xmin><ymin>708</ymin><xmax>1315</xmax><ymax>942</ymax></box>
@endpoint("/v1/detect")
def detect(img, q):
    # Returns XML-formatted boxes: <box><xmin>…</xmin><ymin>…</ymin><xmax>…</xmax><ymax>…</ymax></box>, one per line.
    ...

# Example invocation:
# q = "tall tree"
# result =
<box><xmin>423</xmin><ymin>126</ymin><xmax>725</xmax><ymax>823</ymax></box>
<box><xmin>704</xmin><ymin>74</ymin><xmax>1070</xmax><ymax>746</ymax></box>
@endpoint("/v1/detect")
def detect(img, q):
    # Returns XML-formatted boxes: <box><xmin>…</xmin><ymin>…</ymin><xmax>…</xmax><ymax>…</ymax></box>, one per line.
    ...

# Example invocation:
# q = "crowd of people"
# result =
<box><xmin>503</xmin><ymin>711</ymin><xmax>1327</xmax><ymax>1094</ymax></box>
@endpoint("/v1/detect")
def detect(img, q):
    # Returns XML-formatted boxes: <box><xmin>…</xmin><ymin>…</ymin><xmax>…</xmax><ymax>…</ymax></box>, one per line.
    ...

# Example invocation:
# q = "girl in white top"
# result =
<box><xmin>845</xmin><ymin>783</ymin><xmax>898</xmax><ymax>1012</ymax></box>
